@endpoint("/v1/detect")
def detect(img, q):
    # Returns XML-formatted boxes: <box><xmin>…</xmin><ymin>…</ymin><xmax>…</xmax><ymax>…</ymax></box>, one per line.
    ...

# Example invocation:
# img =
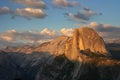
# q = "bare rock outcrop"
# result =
<box><xmin>65</xmin><ymin>27</ymin><xmax>111</xmax><ymax>61</ymax></box>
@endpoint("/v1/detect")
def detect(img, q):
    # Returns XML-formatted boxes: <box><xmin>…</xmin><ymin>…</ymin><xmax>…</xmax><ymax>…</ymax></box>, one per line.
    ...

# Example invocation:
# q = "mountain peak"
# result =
<box><xmin>65</xmin><ymin>27</ymin><xmax>111</xmax><ymax>61</ymax></box>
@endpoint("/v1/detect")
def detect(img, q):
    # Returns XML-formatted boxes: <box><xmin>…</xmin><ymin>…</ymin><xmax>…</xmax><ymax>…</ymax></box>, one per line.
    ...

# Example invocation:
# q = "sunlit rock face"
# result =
<box><xmin>48</xmin><ymin>36</ymin><xmax>72</xmax><ymax>55</ymax></box>
<box><xmin>35</xmin><ymin>35</ymin><xmax>72</xmax><ymax>55</ymax></box>
<box><xmin>73</xmin><ymin>27</ymin><xmax>109</xmax><ymax>54</ymax></box>
<box><xmin>65</xmin><ymin>27</ymin><xmax>111</xmax><ymax>61</ymax></box>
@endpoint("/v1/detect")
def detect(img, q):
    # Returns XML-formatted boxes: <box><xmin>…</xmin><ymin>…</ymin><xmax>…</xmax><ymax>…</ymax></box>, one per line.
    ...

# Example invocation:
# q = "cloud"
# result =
<box><xmin>0</xmin><ymin>6</ymin><xmax>13</xmax><ymax>14</ymax></box>
<box><xmin>40</xmin><ymin>28</ymin><xmax>56</xmax><ymax>36</ymax></box>
<box><xmin>0</xmin><ymin>30</ymin><xmax>16</xmax><ymax>42</ymax></box>
<box><xmin>0</xmin><ymin>35</ymin><xmax>13</xmax><ymax>42</ymax></box>
<box><xmin>15</xmin><ymin>8</ymin><xmax>46</xmax><ymax>19</ymax></box>
<box><xmin>0</xmin><ymin>28</ymin><xmax>57</xmax><ymax>45</ymax></box>
<box><xmin>11</xmin><ymin>0</ymin><xmax>46</xmax><ymax>9</ymax></box>
<box><xmin>88</xmin><ymin>22</ymin><xmax>120</xmax><ymax>42</ymax></box>
<box><xmin>89</xmin><ymin>22</ymin><xmax>120</xmax><ymax>32</ymax></box>
<box><xmin>83</xmin><ymin>7</ymin><xmax>90</xmax><ymax>11</ymax></box>
<box><xmin>65</xmin><ymin>9</ymin><xmax>101</xmax><ymax>23</ymax></box>
<box><xmin>0</xmin><ymin>28</ymin><xmax>75</xmax><ymax>48</ymax></box>
<box><xmin>0</xmin><ymin>28</ymin><xmax>74</xmax><ymax>44</ymax></box>
<box><xmin>60</xmin><ymin>28</ymin><xmax>73</xmax><ymax>36</ymax></box>
<box><xmin>65</xmin><ymin>12</ymin><xmax>87</xmax><ymax>23</ymax></box>
<box><xmin>0</xmin><ymin>39</ymin><xmax>30</xmax><ymax>49</ymax></box>
<box><xmin>0</xmin><ymin>7</ymin><xmax>46</xmax><ymax>19</ymax></box>
<box><xmin>53</xmin><ymin>0</ymin><xmax>79</xmax><ymax>8</ymax></box>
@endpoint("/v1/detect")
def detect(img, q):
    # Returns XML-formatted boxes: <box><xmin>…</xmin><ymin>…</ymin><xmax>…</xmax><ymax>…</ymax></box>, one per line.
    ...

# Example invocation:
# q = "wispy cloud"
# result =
<box><xmin>0</xmin><ymin>30</ymin><xmax>16</xmax><ymax>42</ymax></box>
<box><xmin>0</xmin><ymin>0</ymin><xmax>47</xmax><ymax>19</ymax></box>
<box><xmin>53</xmin><ymin>0</ymin><xmax>80</xmax><ymax>8</ymax></box>
<box><xmin>11</xmin><ymin>0</ymin><xmax>46</xmax><ymax>9</ymax></box>
<box><xmin>0</xmin><ymin>28</ymin><xmax>57</xmax><ymax>43</ymax></box>
<box><xmin>15</xmin><ymin>8</ymin><xmax>46</xmax><ymax>19</ymax></box>
<box><xmin>65</xmin><ymin>9</ymin><xmax>101</xmax><ymax>23</ymax></box>
<box><xmin>0</xmin><ymin>6</ymin><xmax>13</xmax><ymax>14</ymax></box>
<box><xmin>0</xmin><ymin>7</ymin><xmax>46</xmax><ymax>19</ymax></box>
<box><xmin>89</xmin><ymin>22</ymin><xmax>120</xmax><ymax>32</ymax></box>
<box><xmin>88</xmin><ymin>22</ymin><xmax>120</xmax><ymax>42</ymax></box>
<box><xmin>0</xmin><ymin>28</ymin><xmax>74</xmax><ymax>48</ymax></box>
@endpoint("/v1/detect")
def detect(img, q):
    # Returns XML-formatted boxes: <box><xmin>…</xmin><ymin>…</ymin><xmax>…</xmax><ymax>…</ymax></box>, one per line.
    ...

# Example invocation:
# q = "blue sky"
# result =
<box><xmin>0</xmin><ymin>0</ymin><xmax>120</xmax><ymax>48</ymax></box>
<box><xmin>0</xmin><ymin>0</ymin><xmax>120</xmax><ymax>31</ymax></box>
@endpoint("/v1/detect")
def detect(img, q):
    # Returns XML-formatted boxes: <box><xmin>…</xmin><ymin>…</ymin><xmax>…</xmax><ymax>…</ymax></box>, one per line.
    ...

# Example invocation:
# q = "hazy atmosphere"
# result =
<box><xmin>0</xmin><ymin>0</ymin><xmax>120</xmax><ymax>48</ymax></box>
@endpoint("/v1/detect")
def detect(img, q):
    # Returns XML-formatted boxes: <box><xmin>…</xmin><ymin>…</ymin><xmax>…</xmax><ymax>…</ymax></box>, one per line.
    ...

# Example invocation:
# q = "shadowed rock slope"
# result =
<box><xmin>0</xmin><ymin>51</ymin><xmax>120</xmax><ymax>80</ymax></box>
<box><xmin>35</xmin><ymin>54</ymin><xmax>120</xmax><ymax>80</ymax></box>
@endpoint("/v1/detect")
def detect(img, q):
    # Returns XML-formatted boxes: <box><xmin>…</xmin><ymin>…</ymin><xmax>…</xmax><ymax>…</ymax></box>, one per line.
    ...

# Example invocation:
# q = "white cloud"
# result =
<box><xmin>0</xmin><ymin>35</ymin><xmax>13</xmax><ymax>42</ymax></box>
<box><xmin>60</xmin><ymin>28</ymin><xmax>73</xmax><ymax>36</ymax></box>
<box><xmin>11</xmin><ymin>0</ymin><xmax>46</xmax><ymax>9</ymax></box>
<box><xmin>89</xmin><ymin>22</ymin><xmax>100</xmax><ymax>28</ymax></box>
<box><xmin>53</xmin><ymin>0</ymin><xmax>79</xmax><ymax>8</ymax></box>
<box><xmin>0</xmin><ymin>28</ymin><xmax>58</xmax><ymax>45</ymax></box>
<box><xmin>0</xmin><ymin>7</ymin><xmax>46</xmax><ymax>19</ymax></box>
<box><xmin>15</xmin><ymin>8</ymin><xmax>46</xmax><ymax>19</ymax></box>
<box><xmin>40</xmin><ymin>28</ymin><xmax>56</xmax><ymax>36</ymax></box>
<box><xmin>0</xmin><ymin>28</ymin><xmax>74</xmax><ymax>48</ymax></box>
<box><xmin>0</xmin><ymin>29</ymin><xmax>16</xmax><ymax>42</ymax></box>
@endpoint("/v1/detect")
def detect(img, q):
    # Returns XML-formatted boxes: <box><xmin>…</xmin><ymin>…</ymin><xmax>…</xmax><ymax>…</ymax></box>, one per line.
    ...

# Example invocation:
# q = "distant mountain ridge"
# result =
<box><xmin>3</xmin><ymin>35</ymin><xmax>72</xmax><ymax>55</ymax></box>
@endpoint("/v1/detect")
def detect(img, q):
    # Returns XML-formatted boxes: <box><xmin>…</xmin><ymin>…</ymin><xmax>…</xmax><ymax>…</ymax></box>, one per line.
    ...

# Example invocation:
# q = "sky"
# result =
<box><xmin>0</xmin><ymin>0</ymin><xmax>120</xmax><ymax>48</ymax></box>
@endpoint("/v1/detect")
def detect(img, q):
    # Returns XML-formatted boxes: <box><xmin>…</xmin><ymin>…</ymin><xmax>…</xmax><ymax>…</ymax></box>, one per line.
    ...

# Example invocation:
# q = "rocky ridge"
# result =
<box><xmin>4</xmin><ymin>35</ymin><xmax>71</xmax><ymax>55</ymax></box>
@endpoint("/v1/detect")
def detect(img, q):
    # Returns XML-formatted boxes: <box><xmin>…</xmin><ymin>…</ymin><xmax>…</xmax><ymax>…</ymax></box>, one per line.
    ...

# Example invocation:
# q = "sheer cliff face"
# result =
<box><xmin>76</xmin><ymin>27</ymin><xmax>108</xmax><ymax>54</ymax></box>
<box><xmin>65</xmin><ymin>27</ymin><xmax>110</xmax><ymax>61</ymax></box>
<box><xmin>73</xmin><ymin>27</ymin><xmax>109</xmax><ymax>54</ymax></box>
